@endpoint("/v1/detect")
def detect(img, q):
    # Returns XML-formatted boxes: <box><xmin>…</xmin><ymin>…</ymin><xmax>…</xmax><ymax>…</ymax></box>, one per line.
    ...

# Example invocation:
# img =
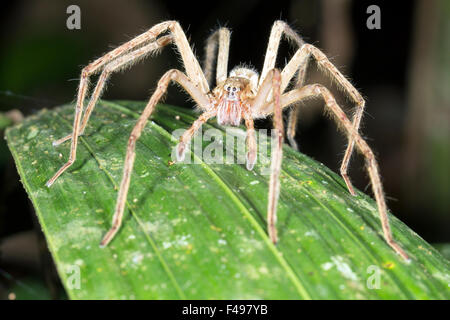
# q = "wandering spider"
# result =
<box><xmin>45</xmin><ymin>20</ymin><xmax>409</xmax><ymax>260</ymax></box>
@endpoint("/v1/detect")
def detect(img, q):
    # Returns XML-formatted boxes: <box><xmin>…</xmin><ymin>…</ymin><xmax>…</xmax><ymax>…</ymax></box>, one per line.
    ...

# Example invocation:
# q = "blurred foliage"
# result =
<box><xmin>433</xmin><ymin>243</ymin><xmax>450</xmax><ymax>261</ymax></box>
<box><xmin>0</xmin><ymin>114</ymin><xmax>13</xmax><ymax>130</ymax></box>
<box><xmin>404</xmin><ymin>0</ymin><xmax>450</xmax><ymax>237</ymax></box>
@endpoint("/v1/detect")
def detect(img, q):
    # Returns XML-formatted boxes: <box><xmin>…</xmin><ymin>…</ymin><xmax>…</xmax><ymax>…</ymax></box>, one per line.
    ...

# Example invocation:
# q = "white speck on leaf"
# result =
<box><xmin>74</xmin><ymin>259</ymin><xmax>84</xmax><ymax>266</ymax></box>
<box><xmin>321</xmin><ymin>262</ymin><xmax>334</xmax><ymax>271</ymax></box>
<box><xmin>304</xmin><ymin>230</ymin><xmax>319</xmax><ymax>238</ymax></box>
<box><xmin>132</xmin><ymin>252</ymin><xmax>144</xmax><ymax>264</ymax></box>
<box><xmin>331</xmin><ymin>256</ymin><xmax>358</xmax><ymax>281</ymax></box>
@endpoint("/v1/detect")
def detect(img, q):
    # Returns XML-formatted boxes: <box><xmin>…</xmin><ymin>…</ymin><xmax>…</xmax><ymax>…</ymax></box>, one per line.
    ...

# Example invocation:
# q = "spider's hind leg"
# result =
<box><xmin>277</xmin><ymin>43</ymin><xmax>366</xmax><ymax>196</ymax></box>
<box><xmin>285</xmin><ymin>60</ymin><xmax>309</xmax><ymax>151</ymax></box>
<box><xmin>271</xmin><ymin>83</ymin><xmax>409</xmax><ymax>260</ymax></box>
<box><xmin>203</xmin><ymin>27</ymin><xmax>231</xmax><ymax>87</ymax></box>
<box><xmin>52</xmin><ymin>36</ymin><xmax>173</xmax><ymax>147</ymax></box>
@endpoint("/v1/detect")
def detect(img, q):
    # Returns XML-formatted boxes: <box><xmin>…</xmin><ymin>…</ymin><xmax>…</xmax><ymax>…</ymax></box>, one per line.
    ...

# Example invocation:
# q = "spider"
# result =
<box><xmin>45</xmin><ymin>20</ymin><xmax>409</xmax><ymax>260</ymax></box>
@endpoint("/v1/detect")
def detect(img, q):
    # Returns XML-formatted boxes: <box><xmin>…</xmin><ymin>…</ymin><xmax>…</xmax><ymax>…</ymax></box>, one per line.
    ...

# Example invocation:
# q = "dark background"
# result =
<box><xmin>0</xmin><ymin>0</ymin><xmax>448</xmax><ymax>299</ymax></box>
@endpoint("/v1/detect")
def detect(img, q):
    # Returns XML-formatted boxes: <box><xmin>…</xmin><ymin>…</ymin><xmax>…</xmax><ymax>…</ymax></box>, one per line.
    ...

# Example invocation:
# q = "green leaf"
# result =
<box><xmin>5</xmin><ymin>100</ymin><xmax>450</xmax><ymax>299</ymax></box>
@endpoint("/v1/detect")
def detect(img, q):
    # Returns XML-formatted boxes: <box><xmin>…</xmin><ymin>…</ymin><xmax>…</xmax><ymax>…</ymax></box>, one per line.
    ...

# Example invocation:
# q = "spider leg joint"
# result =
<box><xmin>176</xmin><ymin>142</ymin><xmax>187</xmax><ymax>162</ymax></box>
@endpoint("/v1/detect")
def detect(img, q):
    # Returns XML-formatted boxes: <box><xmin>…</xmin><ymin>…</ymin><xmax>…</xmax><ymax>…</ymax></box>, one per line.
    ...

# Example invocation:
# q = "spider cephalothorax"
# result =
<box><xmin>212</xmin><ymin>67</ymin><xmax>258</xmax><ymax>126</ymax></box>
<box><xmin>45</xmin><ymin>20</ymin><xmax>410</xmax><ymax>260</ymax></box>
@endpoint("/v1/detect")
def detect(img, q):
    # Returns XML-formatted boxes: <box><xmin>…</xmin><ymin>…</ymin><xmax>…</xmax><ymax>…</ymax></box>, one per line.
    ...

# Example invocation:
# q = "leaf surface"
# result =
<box><xmin>5</xmin><ymin>100</ymin><xmax>450</xmax><ymax>299</ymax></box>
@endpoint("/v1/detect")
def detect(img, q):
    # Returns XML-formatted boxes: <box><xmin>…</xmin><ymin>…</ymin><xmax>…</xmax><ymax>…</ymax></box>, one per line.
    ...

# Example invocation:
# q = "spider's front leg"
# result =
<box><xmin>267</xmin><ymin>69</ymin><xmax>284</xmax><ymax>244</ymax></box>
<box><xmin>175</xmin><ymin>108</ymin><xmax>257</xmax><ymax>171</ymax></box>
<box><xmin>260</xmin><ymin>84</ymin><xmax>409</xmax><ymax>260</ymax></box>
<box><xmin>175</xmin><ymin>109</ymin><xmax>217</xmax><ymax>162</ymax></box>
<box><xmin>101</xmin><ymin>69</ymin><xmax>210</xmax><ymax>247</ymax></box>
<box><xmin>242</xmin><ymin>108</ymin><xmax>257</xmax><ymax>171</ymax></box>
<box><xmin>251</xmin><ymin>68</ymin><xmax>284</xmax><ymax>244</ymax></box>
<box><xmin>46</xmin><ymin>20</ymin><xmax>209</xmax><ymax>188</ymax></box>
